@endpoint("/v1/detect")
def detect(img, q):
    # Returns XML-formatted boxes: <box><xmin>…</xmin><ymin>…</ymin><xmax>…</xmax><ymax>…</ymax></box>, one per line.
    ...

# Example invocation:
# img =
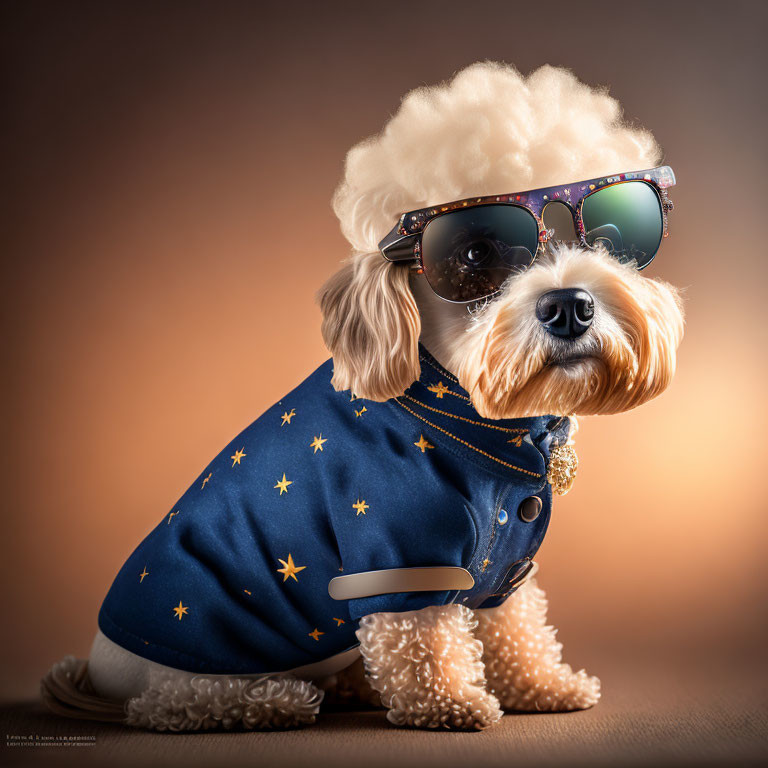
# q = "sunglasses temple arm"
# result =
<box><xmin>378</xmin><ymin>225</ymin><xmax>420</xmax><ymax>263</ymax></box>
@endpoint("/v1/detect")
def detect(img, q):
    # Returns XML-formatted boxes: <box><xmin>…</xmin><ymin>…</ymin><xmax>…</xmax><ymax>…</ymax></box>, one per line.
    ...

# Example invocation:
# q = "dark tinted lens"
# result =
<box><xmin>420</xmin><ymin>205</ymin><xmax>538</xmax><ymax>302</ymax></box>
<box><xmin>581</xmin><ymin>181</ymin><xmax>663</xmax><ymax>269</ymax></box>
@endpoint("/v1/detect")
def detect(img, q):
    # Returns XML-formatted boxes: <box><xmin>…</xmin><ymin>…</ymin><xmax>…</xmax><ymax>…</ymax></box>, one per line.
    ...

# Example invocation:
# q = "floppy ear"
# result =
<box><xmin>317</xmin><ymin>251</ymin><xmax>421</xmax><ymax>401</ymax></box>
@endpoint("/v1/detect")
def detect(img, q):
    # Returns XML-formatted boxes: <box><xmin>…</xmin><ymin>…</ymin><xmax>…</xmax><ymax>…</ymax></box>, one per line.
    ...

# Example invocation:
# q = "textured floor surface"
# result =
<box><xmin>2</xmin><ymin>655</ymin><xmax>766</xmax><ymax>768</ymax></box>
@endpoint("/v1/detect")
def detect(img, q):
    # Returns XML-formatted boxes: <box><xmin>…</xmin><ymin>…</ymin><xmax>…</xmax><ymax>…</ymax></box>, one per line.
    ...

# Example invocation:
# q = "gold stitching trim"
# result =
<box><xmin>419</xmin><ymin>354</ymin><xmax>459</xmax><ymax>384</ymax></box>
<box><xmin>401</xmin><ymin>395</ymin><xmax>529</xmax><ymax>434</ymax></box>
<box><xmin>444</xmin><ymin>389</ymin><xmax>471</xmax><ymax>402</ymax></box>
<box><xmin>395</xmin><ymin>400</ymin><xmax>541</xmax><ymax>478</ymax></box>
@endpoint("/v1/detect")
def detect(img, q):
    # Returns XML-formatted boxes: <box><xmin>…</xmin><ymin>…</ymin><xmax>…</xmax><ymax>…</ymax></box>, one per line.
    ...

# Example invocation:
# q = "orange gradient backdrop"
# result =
<box><xmin>3</xmin><ymin>0</ymin><xmax>767</xmax><ymax>698</ymax></box>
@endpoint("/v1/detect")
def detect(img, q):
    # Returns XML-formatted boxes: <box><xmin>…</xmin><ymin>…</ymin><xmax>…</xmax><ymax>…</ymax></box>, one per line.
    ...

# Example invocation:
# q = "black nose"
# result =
<box><xmin>535</xmin><ymin>288</ymin><xmax>594</xmax><ymax>339</ymax></box>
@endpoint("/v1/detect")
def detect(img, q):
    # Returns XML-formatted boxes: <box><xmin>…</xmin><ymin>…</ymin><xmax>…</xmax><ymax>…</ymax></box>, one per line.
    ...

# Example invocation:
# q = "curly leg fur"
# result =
<box><xmin>124</xmin><ymin>671</ymin><xmax>323</xmax><ymax>731</ymax></box>
<box><xmin>357</xmin><ymin>603</ymin><xmax>502</xmax><ymax>730</ymax></box>
<box><xmin>43</xmin><ymin>653</ymin><xmax>323</xmax><ymax>731</ymax></box>
<box><xmin>474</xmin><ymin>578</ymin><xmax>600</xmax><ymax>712</ymax></box>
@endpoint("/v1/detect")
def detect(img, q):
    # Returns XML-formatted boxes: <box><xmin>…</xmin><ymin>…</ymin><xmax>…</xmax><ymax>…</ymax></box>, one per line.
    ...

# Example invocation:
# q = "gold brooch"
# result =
<box><xmin>547</xmin><ymin>444</ymin><xmax>578</xmax><ymax>496</ymax></box>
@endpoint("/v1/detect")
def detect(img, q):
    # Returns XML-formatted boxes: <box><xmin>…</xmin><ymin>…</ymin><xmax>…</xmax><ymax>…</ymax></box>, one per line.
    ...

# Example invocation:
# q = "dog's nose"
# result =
<box><xmin>535</xmin><ymin>288</ymin><xmax>594</xmax><ymax>339</ymax></box>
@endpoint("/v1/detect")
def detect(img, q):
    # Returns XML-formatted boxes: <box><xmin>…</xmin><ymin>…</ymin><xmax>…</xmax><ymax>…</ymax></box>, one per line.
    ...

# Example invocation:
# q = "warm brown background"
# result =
<box><xmin>2</xmin><ymin>0</ymin><xmax>767</xmax><ymax>722</ymax></box>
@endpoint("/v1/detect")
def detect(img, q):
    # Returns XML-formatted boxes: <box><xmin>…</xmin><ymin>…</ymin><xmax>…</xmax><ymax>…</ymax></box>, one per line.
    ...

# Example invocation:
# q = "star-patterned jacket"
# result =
<box><xmin>98</xmin><ymin>345</ymin><xmax>571</xmax><ymax>675</ymax></box>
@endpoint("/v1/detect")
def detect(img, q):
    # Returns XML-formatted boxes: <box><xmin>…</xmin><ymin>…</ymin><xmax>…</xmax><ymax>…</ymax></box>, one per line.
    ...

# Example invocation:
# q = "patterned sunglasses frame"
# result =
<box><xmin>377</xmin><ymin>166</ymin><xmax>676</xmax><ymax>278</ymax></box>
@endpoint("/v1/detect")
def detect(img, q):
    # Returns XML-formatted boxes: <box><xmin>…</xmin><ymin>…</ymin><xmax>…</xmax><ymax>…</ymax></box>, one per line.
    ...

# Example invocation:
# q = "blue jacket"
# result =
<box><xmin>98</xmin><ymin>346</ymin><xmax>569</xmax><ymax>675</ymax></box>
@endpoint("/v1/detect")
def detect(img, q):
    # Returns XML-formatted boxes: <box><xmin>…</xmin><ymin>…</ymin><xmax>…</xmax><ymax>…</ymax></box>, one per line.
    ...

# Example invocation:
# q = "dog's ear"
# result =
<box><xmin>318</xmin><ymin>252</ymin><xmax>421</xmax><ymax>401</ymax></box>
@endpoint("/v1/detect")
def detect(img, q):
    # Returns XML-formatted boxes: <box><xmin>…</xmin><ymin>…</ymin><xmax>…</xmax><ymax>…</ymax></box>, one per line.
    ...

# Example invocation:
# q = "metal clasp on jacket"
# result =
<box><xmin>328</xmin><ymin>567</ymin><xmax>475</xmax><ymax>601</ymax></box>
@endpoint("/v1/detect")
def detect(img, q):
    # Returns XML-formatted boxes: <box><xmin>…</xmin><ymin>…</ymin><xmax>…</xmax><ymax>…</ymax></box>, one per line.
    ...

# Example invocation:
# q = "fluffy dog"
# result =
<box><xmin>42</xmin><ymin>62</ymin><xmax>683</xmax><ymax>731</ymax></box>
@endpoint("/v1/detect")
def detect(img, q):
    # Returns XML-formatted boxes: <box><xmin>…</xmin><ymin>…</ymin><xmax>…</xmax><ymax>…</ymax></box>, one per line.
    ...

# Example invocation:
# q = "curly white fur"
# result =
<box><xmin>333</xmin><ymin>62</ymin><xmax>661</xmax><ymax>253</ymax></box>
<box><xmin>474</xmin><ymin>579</ymin><xmax>600</xmax><ymax>711</ymax></box>
<box><xmin>356</xmin><ymin>603</ymin><xmax>502</xmax><ymax>730</ymax></box>
<box><xmin>125</xmin><ymin>672</ymin><xmax>323</xmax><ymax>731</ymax></box>
<box><xmin>41</xmin><ymin>654</ymin><xmax>324</xmax><ymax>731</ymax></box>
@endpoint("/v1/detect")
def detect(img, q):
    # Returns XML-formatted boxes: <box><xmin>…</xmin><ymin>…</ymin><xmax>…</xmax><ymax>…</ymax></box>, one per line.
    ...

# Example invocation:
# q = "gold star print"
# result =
<box><xmin>231</xmin><ymin>447</ymin><xmax>246</xmax><ymax>467</ymax></box>
<box><xmin>274</xmin><ymin>473</ymin><xmax>293</xmax><ymax>495</ymax></box>
<box><xmin>414</xmin><ymin>434</ymin><xmax>434</xmax><ymax>453</ymax></box>
<box><xmin>201</xmin><ymin>472</ymin><xmax>212</xmax><ymax>489</ymax></box>
<box><xmin>355</xmin><ymin>406</ymin><xmax>367</xmax><ymax>418</ymax></box>
<box><xmin>281</xmin><ymin>408</ymin><xmax>296</xmax><ymax>426</ymax></box>
<box><xmin>167</xmin><ymin>510</ymin><xmax>180</xmax><ymax>524</ymax></box>
<box><xmin>173</xmin><ymin>601</ymin><xmax>189</xmax><ymax>621</ymax></box>
<box><xmin>308</xmin><ymin>628</ymin><xmax>324</xmax><ymax>641</ymax></box>
<box><xmin>333</xmin><ymin>617</ymin><xmax>345</xmax><ymax>626</ymax></box>
<box><xmin>139</xmin><ymin>567</ymin><xmax>149</xmax><ymax>583</ymax></box>
<box><xmin>277</xmin><ymin>554</ymin><xmax>306</xmax><ymax>582</ymax></box>
<box><xmin>481</xmin><ymin>558</ymin><xmax>491</xmax><ymax>572</ymax></box>
<box><xmin>310</xmin><ymin>434</ymin><xmax>327</xmax><ymax>453</ymax></box>
<box><xmin>243</xmin><ymin>589</ymin><xmax>252</xmax><ymax>595</ymax></box>
<box><xmin>353</xmin><ymin>499</ymin><xmax>369</xmax><ymax>516</ymax></box>
<box><xmin>427</xmin><ymin>381</ymin><xmax>450</xmax><ymax>398</ymax></box>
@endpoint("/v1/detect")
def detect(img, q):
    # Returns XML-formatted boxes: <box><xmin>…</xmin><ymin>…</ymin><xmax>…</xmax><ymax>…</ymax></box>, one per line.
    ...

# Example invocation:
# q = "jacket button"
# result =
<box><xmin>518</xmin><ymin>496</ymin><xmax>542</xmax><ymax>522</ymax></box>
<box><xmin>497</xmin><ymin>508</ymin><xmax>509</xmax><ymax>525</ymax></box>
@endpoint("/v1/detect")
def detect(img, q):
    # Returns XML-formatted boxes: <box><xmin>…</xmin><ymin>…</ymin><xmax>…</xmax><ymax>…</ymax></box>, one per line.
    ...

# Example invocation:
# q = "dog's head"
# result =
<box><xmin>319</xmin><ymin>62</ymin><xmax>684</xmax><ymax>419</ymax></box>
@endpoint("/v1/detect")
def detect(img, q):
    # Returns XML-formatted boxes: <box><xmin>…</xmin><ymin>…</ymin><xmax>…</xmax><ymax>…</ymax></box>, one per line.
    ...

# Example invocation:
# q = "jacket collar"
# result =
<box><xmin>392</xmin><ymin>344</ymin><xmax>570</xmax><ymax>486</ymax></box>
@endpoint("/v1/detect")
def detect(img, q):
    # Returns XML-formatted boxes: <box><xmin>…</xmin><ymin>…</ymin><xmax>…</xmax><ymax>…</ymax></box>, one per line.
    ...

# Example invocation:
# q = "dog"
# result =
<box><xmin>41</xmin><ymin>61</ymin><xmax>684</xmax><ymax>731</ymax></box>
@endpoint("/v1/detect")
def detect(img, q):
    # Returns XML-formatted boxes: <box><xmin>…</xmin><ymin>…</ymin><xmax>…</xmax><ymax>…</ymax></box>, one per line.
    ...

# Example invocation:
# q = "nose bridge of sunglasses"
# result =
<box><xmin>541</xmin><ymin>201</ymin><xmax>580</xmax><ymax>244</ymax></box>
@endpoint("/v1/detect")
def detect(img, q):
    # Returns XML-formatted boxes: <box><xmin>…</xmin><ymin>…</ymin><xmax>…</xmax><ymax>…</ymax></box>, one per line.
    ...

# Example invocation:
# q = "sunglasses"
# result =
<box><xmin>378</xmin><ymin>166</ymin><xmax>676</xmax><ymax>303</ymax></box>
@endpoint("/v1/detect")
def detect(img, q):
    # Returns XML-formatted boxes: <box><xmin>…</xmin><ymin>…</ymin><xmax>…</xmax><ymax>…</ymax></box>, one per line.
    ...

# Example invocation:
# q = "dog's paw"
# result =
<box><xmin>476</xmin><ymin>580</ymin><xmax>601</xmax><ymax>712</ymax></box>
<box><xmin>490</xmin><ymin>664</ymin><xmax>601</xmax><ymax>712</ymax></box>
<box><xmin>386</xmin><ymin>686</ymin><xmax>502</xmax><ymax>730</ymax></box>
<box><xmin>125</xmin><ymin>673</ymin><xmax>323</xmax><ymax>731</ymax></box>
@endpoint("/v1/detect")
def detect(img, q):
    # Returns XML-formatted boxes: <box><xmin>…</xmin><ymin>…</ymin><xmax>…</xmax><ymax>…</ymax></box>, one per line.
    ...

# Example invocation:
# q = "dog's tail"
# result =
<box><xmin>40</xmin><ymin>655</ymin><xmax>126</xmax><ymax>723</ymax></box>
